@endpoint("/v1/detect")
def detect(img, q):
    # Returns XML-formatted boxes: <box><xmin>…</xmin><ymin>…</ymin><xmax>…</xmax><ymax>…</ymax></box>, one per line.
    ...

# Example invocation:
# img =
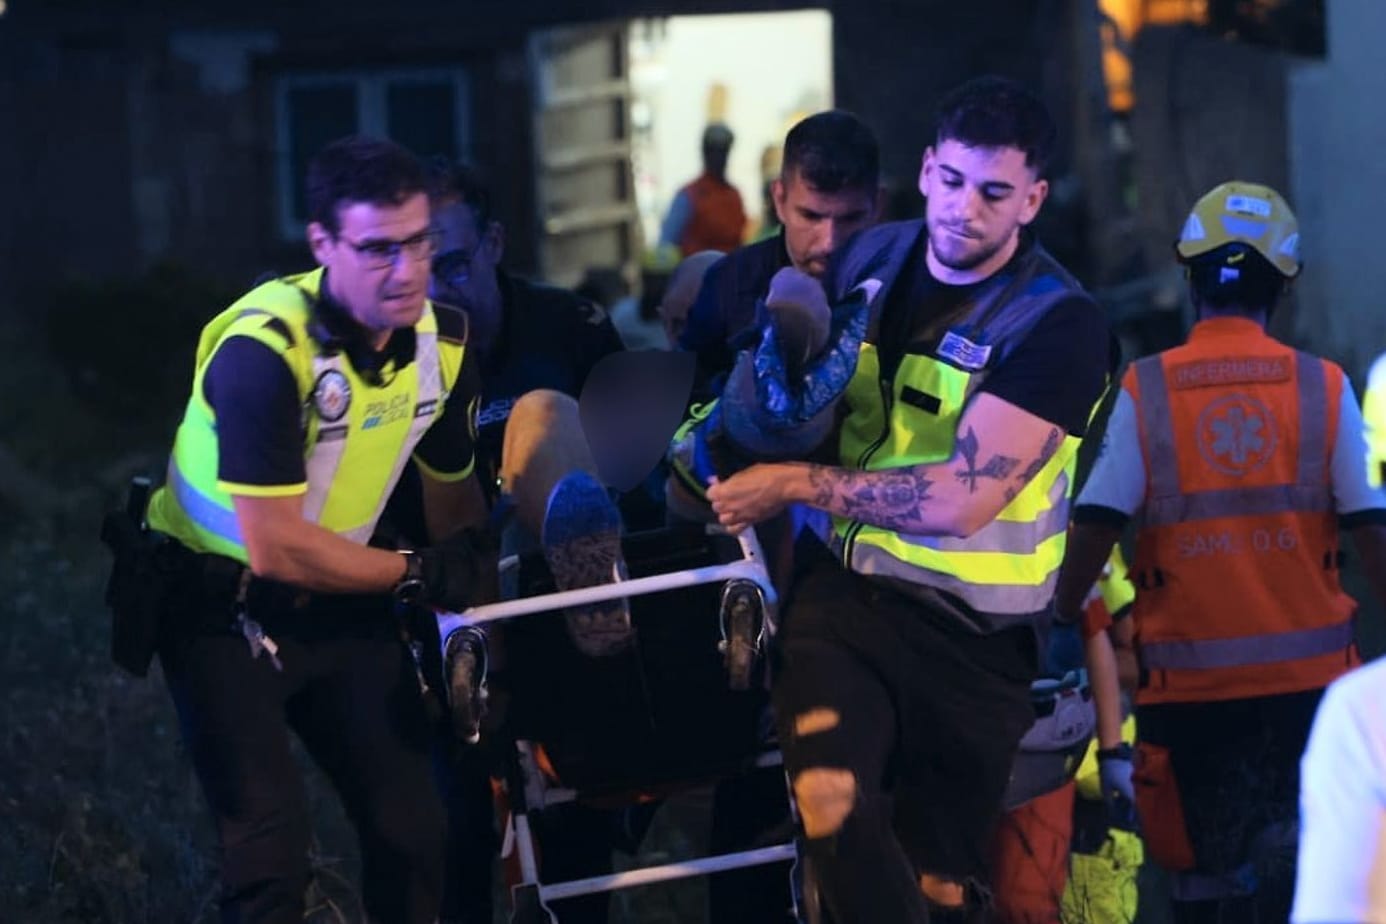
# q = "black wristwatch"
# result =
<box><xmin>1096</xmin><ymin>743</ymin><xmax>1133</xmax><ymax>762</ymax></box>
<box><xmin>393</xmin><ymin>550</ymin><xmax>426</xmax><ymax>603</ymax></box>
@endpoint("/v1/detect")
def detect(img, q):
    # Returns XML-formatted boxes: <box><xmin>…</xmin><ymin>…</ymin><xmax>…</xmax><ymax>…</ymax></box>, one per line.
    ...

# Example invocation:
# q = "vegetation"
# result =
<box><xmin>0</xmin><ymin>271</ymin><xmax>366</xmax><ymax>922</ymax></box>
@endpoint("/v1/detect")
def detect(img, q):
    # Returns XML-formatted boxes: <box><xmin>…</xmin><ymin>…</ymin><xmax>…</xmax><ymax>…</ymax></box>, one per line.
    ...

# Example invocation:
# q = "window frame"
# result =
<box><xmin>273</xmin><ymin>67</ymin><xmax>471</xmax><ymax>241</ymax></box>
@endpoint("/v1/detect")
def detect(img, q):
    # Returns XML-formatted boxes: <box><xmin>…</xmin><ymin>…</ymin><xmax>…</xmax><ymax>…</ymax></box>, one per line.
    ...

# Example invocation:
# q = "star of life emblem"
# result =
<box><xmin>1195</xmin><ymin>392</ymin><xmax>1278</xmax><ymax>477</ymax></box>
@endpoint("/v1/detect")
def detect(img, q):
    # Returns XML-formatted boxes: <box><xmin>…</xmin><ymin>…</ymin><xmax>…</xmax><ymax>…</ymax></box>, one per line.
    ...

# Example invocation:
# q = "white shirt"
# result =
<box><xmin>1292</xmin><ymin>657</ymin><xmax>1386</xmax><ymax>923</ymax></box>
<box><xmin>1077</xmin><ymin>385</ymin><xmax>1386</xmax><ymax>516</ymax></box>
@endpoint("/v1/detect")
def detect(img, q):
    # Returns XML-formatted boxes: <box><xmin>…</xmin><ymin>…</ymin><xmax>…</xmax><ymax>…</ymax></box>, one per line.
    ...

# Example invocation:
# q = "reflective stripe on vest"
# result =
<box><xmin>915</xmin><ymin>471</ymin><xmax>1070</xmax><ymax>554</ymax></box>
<box><xmin>149</xmin><ymin>269</ymin><xmax>458</xmax><ymax>561</ymax></box>
<box><xmin>834</xmin><ymin>360</ymin><xmax>1082</xmax><ymax>621</ymax></box>
<box><xmin>299</xmin><ymin>330</ymin><xmax>443</xmax><ymax>544</ymax></box>
<box><xmin>168</xmin><ymin>457</ymin><xmax>245</xmax><ymax>547</ymax></box>
<box><xmin>1140</xmin><ymin>619</ymin><xmax>1354</xmax><ymax>671</ymax></box>
<box><xmin>1134</xmin><ymin>349</ymin><xmax>1332</xmax><ymax>528</ymax></box>
<box><xmin>1129</xmin><ymin>343</ymin><xmax>1353</xmax><ymax>693</ymax></box>
<box><xmin>831</xmin><ymin>244</ymin><xmax>1091</xmax><ymax>623</ymax></box>
<box><xmin>849</xmin><ymin>537</ymin><xmax>1066</xmax><ymax>614</ymax></box>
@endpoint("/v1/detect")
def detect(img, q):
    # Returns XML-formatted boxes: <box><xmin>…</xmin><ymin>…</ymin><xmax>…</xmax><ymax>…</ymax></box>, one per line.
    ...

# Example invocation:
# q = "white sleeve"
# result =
<box><xmin>1332</xmin><ymin>385</ymin><xmax>1386</xmax><ymax>514</ymax></box>
<box><xmin>1292</xmin><ymin>660</ymin><xmax>1386</xmax><ymax>923</ymax></box>
<box><xmin>1075</xmin><ymin>389</ymin><xmax>1146</xmax><ymax>516</ymax></box>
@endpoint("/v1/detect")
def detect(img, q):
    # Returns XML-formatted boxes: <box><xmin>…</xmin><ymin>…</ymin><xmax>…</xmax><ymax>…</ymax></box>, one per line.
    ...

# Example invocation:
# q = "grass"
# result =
<box><xmin>0</xmin><ymin>306</ymin><xmax>368</xmax><ymax>922</ymax></box>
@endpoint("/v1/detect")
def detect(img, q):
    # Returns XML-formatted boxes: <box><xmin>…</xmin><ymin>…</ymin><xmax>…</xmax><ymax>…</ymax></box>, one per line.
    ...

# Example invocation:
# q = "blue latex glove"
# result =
<box><xmin>1044</xmin><ymin>620</ymin><xmax>1085</xmax><ymax>676</ymax></box>
<box><xmin>1098</xmin><ymin>745</ymin><xmax>1137</xmax><ymax>829</ymax></box>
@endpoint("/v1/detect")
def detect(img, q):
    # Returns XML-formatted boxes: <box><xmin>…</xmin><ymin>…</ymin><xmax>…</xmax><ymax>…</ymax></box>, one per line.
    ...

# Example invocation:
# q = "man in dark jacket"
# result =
<box><xmin>678</xmin><ymin>109</ymin><xmax>881</xmax><ymax>399</ymax></box>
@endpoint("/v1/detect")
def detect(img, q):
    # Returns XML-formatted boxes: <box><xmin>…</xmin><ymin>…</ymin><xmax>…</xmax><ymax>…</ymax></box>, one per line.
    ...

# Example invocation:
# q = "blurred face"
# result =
<box><xmin>919</xmin><ymin>139</ymin><xmax>1048</xmax><ymax>284</ymax></box>
<box><xmin>658</xmin><ymin>251</ymin><xmax>722</xmax><ymax>348</ymax></box>
<box><xmin>429</xmin><ymin>198</ymin><xmax>504</xmax><ymax>352</ymax></box>
<box><xmin>308</xmin><ymin>193</ymin><xmax>434</xmax><ymax>346</ymax></box>
<box><xmin>773</xmin><ymin>172</ymin><xmax>878</xmax><ymax>278</ymax></box>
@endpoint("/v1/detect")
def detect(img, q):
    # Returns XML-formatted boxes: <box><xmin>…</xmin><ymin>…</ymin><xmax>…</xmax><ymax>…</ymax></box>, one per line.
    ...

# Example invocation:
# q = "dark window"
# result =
<box><xmin>275</xmin><ymin>70</ymin><xmax>470</xmax><ymax>238</ymax></box>
<box><xmin>388</xmin><ymin>82</ymin><xmax>459</xmax><ymax>166</ymax></box>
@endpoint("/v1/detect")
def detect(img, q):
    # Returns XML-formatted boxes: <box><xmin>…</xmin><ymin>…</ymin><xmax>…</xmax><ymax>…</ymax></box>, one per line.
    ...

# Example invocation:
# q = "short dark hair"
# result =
<box><xmin>781</xmin><ymin>110</ymin><xmax>880</xmax><ymax>195</ymax></box>
<box><xmin>426</xmin><ymin>158</ymin><xmax>495</xmax><ymax>232</ymax></box>
<box><xmin>1186</xmin><ymin>243</ymin><xmax>1286</xmax><ymax>310</ymax></box>
<box><xmin>306</xmin><ymin>135</ymin><xmax>428</xmax><ymax>234</ymax></box>
<box><xmin>702</xmin><ymin>123</ymin><xmax>734</xmax><ymax>152</ymax></box>
<box><xmin>934</xmin><ymin>75</ymin><xmax>1057</xmax><ymax>175</ymax></box>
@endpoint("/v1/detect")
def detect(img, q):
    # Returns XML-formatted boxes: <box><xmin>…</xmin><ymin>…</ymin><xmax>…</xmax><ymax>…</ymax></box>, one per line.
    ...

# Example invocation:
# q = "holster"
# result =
<box><xmin>1132</xmin><ymin>741</ymin><xmax>1197</xmax><ymax>871</ymax></box>
<box><xmin>99</xmin><ymin>477</ymin><xmax>245</xmax><ymax>675</ymax></box>
<box><xmin>100</xmin><ymin>477</ymin><xmax>165</xmax><ymax>676</ymax></box>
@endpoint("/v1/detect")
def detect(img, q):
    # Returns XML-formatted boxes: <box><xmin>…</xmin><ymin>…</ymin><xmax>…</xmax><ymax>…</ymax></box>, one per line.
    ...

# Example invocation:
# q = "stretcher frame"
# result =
<box><xmin>436</xmin><ymin>526</ymin><xmax>801</xmax><ymax>924</ymax></box>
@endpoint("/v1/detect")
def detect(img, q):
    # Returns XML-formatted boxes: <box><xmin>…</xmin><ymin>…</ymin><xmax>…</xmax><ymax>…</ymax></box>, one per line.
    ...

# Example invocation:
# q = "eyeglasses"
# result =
<box><xmin>431</xmin><ymin>243</ymin><xmax>480</xmax><ymax>288</ymax></box>
<box><xmin>339</xmin><ymin>229</ymin><xmax>440</xmax><ymax>271</ymax></box>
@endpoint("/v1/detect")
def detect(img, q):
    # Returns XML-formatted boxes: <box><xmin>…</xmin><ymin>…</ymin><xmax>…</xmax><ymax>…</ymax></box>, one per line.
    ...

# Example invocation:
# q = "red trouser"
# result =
<box><xmin>988</xmin><ymin>782</ymin><xmax>1076</xmax><ymax>924</ymax></box>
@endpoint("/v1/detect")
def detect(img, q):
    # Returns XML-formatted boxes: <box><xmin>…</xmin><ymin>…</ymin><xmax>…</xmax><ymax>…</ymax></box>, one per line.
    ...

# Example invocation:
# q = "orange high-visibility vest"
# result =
<box><xmin>678</xmin><ymin>174</ymin><xmax>746</xmax><ymax>255</ymax></box>
<box><xmin>1125</xmin><ymin>317</ymin><xmax>1358</xmax><ymax>705</ymax></box>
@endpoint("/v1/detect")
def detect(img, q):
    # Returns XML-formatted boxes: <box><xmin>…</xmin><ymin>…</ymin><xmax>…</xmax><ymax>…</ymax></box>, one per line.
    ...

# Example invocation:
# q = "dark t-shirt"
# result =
<box><xmin>202</xmin><ymin>299</ymin><xmax>478</xmax><ymax>490</ymax></box>
<box><xmin>678</xmin><ymin>234</ymin><xmax>791</xmax><ymax>400</ymax></box>
<box><xmin>472</xmin><ymin>271</ymin><xmax>625</xmax><ymax>480</ymax></box>
<box><xmin>880</xmin><ymin>236</ymin><xmax>1110</xmax><ymax>437</ymax></box>
<box><xmin>866</xmin><ymin>235</ymin><xmax>1110</xmax><ymax>673</ymax></box>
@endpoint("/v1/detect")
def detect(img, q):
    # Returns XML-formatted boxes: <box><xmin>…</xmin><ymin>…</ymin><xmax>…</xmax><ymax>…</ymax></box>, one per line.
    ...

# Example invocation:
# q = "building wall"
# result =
<box><xmin>1288</xmin><ymin>1</ymin><xmax>1386</xmax><ymax>385</ymax></box>
<box><xmin>833</xmin><ymin>0</ymin><xmax>1073</xmax><ymax>218</ymax></box>
<box><xmin>1127</xmin><ymin>25</ymin><xmax>1294</xmax><ymax>349</ymax></box>
<box><xmin>0</xmin><ymin>0</ymin><xmax>1081</xmax><ymax>312</ymax></box>
<box><xmin>1</xmin><ymin>16</ymin><xmax>140</xmax><ymax>309</ymax></box>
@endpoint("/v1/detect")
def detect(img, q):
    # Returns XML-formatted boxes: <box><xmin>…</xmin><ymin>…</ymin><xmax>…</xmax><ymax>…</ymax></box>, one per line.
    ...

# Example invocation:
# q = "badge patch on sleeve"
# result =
<box><xmin>313</xmin><ymin>369</ymin><xmax>352</xmax><ymax>422</ymax></box>
<box><xmin>937</xmin><ymin>330</ymin><xmax>992</xmax><ymax>371</ymax></box>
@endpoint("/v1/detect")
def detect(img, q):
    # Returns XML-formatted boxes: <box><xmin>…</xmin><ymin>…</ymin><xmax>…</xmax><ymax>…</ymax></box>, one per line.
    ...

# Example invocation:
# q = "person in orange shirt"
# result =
<box><xmin>659</xmin><ymin>123</ymin><xmax>747</xmax><ymax>256</ymax></box>
<box><xmin>1056</xmin><ymin>181</ymin><xmax>1386</xmax><ymax>924</ymax></box>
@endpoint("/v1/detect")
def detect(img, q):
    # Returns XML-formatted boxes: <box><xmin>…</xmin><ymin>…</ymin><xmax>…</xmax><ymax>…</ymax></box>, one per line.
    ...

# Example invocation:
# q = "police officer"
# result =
<box><xmin>706</xmin><ymin>76</ymin><xmax>1111</xmax><ymax>922</ymax></box>
<box><xmin>1056</xmin><ymin>181</ymin><xmax>1386</xmax><ymax>923</ymax></box>
<box><xmin>143</xmin><ymin>136</ymin><xmax>491</xmax><ymax>924</ymax></box>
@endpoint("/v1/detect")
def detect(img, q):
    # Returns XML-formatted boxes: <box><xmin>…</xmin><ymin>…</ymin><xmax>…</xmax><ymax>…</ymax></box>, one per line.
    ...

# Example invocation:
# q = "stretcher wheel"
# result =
<box><xmin>719</xmin><ymin>579</ymin><xmax>763</xmax><ymax>691</ymax></box>
<box><xmin>444</xmin><ymin>627</ymin><xmax>488</xmax><ymax>745</ymax></box>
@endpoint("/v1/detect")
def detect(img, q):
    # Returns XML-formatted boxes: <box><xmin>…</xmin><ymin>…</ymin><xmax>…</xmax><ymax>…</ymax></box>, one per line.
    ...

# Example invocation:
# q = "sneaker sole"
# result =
<box><xmin>541</xmin><ymin>471</ymin><xmax>633</xmax><ymax>657</ymax></box>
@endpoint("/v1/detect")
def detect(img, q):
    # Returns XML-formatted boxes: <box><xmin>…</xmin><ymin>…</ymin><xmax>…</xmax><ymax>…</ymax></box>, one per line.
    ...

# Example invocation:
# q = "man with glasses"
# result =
<box><xmin>424</xmin><ymin>160</ymin><xmax>626</xmax><ymax>488</ymax></box>
<box><xmin>141</xmin><ymin>135</ymin><xmax>493</xmax><ymax>923</ymax></box>
<box><xmin>396</xmin><ymin>158</ymin><xmax>629</xmax><ymax>641</ymax></box>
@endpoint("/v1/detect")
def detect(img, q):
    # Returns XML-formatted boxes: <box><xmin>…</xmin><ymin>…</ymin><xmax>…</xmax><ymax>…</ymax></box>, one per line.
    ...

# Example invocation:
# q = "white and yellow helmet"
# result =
<box><xmin>1175</xmin><ymin>180</ymin><xmax>1302</xmax><ymax>279</ymax></box>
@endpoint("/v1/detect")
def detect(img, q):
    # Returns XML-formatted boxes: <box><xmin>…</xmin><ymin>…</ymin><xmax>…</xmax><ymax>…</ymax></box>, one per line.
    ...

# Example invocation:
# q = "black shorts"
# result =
<box><xmin>772</xmin><ymin>548</ymin><xmax>1038</xmax><ymax>879</ymax></box>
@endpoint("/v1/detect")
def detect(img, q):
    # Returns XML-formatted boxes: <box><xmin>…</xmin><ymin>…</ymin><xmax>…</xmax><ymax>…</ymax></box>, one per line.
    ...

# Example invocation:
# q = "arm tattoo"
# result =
<box><xmin>952</xmin><ymin>426</ymin><xmax>1020</xmax><ymax>494</ymax></box>
<box><xmin>803</xmin><ymin>426</ymin><xmax>1062</xmax><ymax>533</ymax></box>
<box><xmin>808</xmin><ymin>465</ymin><xmax>936</xmax><ymax>532</ymax></box>
<box><xmin>1018</xmin><ymin>427</ymin><xmax>1064</xmax><ymax>483</ymax></box>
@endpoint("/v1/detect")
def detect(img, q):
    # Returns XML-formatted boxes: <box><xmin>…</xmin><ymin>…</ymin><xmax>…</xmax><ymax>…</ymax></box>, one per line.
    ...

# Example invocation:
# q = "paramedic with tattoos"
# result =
<box><xmin>706</xmin><ymin>76</ymin><xmax>1110</xmax><ymax>923</ymax></box>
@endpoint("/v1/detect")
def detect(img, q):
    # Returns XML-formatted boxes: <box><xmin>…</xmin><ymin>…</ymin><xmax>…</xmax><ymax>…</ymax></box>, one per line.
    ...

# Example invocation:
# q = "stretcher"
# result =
<box><xmin>436</xmin><ymin>522</ymin><xmax>802</xmax><ymax>924</ymax></box>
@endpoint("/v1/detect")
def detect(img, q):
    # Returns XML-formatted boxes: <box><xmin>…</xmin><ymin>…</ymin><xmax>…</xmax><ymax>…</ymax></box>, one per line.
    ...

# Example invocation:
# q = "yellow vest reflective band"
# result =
<box><xmin>146</xmin><ymin>268</ymin><xmax>465</xmax><ymax>563</ymax></box>
<box><xmin>1085</xmin><ymin>544</ymin><xmax>1136</xmax><ymax>618</ymax></box>
<box><xmin>1365</xmin><ymin>353</ymin><xmax>1386</xmax><ymax>488</ymax></box>
<box><xmin>832</xmin><ymin>249</ymin><xmax>1089</xmax><ymax>625</ymax></box>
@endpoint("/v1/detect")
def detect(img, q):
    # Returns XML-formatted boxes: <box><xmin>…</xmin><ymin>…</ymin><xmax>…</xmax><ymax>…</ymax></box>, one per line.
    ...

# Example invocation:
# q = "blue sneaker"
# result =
<box><xmin>541</xmin><ymin>471</ymin><xmax>632</xmax><ymax>656</ymax></box>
